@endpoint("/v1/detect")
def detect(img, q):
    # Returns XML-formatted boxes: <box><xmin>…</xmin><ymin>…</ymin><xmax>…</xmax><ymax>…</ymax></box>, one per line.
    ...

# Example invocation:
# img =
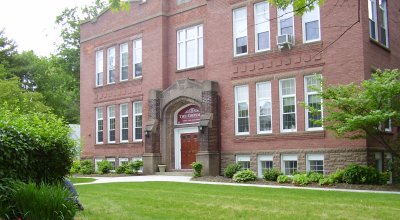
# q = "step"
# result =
<box><xmin>155</xmin><ymin>170</ymin><xmax>193</xmax><ymax>176</ymax></box>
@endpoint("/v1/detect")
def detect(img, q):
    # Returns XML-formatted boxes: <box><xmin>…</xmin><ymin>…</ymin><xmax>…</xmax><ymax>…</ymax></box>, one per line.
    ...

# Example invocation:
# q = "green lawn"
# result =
<box><xmin>75</xmin><ymin>182</ymin><xmax>400</xmax><ymax>219</ymax></box>
<box><xmin>69</xmin><ymin>177</ymin><xmax>96</xmax><ymax>184</ymax></box>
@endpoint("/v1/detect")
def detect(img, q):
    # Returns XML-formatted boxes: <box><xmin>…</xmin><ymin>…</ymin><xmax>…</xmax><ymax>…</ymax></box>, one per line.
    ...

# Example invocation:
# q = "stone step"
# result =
<box><xmin>155</xmin><ymin>170</ymin><xmax>193</xmax><ymax>176</ymax></box>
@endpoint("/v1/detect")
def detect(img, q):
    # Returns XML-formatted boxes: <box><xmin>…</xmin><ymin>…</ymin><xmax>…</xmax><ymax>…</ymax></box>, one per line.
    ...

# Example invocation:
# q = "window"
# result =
<box><xmin>368</xmin><ymin>0</ymin><xmax>378</xmax><ymax>40</ymax></box>
<box><xmin>235</xmin><ymin>85</ymin><xmax>249</xmax><ymax>135</ymax></box>
<box><xmin>307</xmin><ymin>154</ymin><xmax>324</xmax><ymax>174</ymax></box>
<box><xmin>177</xmin><ymin>25</ymin><xmax>203</xmax><ymax>70</ymax></box>
<box><xmin>254</xmin><ymin>2</ymin><xmax>270</xmax><ymax>52</ymax></box>
<box><xmin>94</xmin><ymin>158</ymin><xmax>103</xmax><ymax>172</ymax></box>
<box><xmin>107</xmin><ymin>158</ymin><xmax>116</xmax><ymax>172</ymax></box>
<box><xmin>379</xmin><ymin>0</ymin><xmax>388</xmax><ymax>47</ymax></box>
<box><xmin>256</xmin><ymin>82</ymin><xmax>272</xmax><ymax>134</ymax></box>
<box><xmin>107</xmin><ymin>47</ymin><xmax>115</xmax><ymax>84</ymax></box>
<box><xmin>302</xmin><ymin>4</ymin><xmax>320</xmax><ymax>42</ymax></box>
<box><xmin>108</xmin><ymin>105</ymin><xmax>116</xmax><ymax>143</ymax></box>
<box><xmin>133</xmin><ymin>38</ymin><xmax>142</xmax><ymax>78</ymax></box>
<box><xmin>96</xmin><ymin>107</ymin><xmax>104</xmax><ymax>144</ymax></box>
<box><xmin>120</xmin><ymin>43</ymin><xmax>128</xmax><ymax>81</ymax></box>
<box><xmin>279</xmin><ymin>78</ymin><xmax>296</xmax><ymax>132</ymax></box>
<box><xmin>258</xmin><ymin>155</ymin><xmax>273</xmax><ymax>177</ymax></box>
<box><xmin>120</xmin><ymin>103</ymin><xmax>129</xmax><ymax>143</ymax></box>
<box><xmin>95</xmin><ymin>50</ymin><xmax>103</xmax><ymax>86</ymax></box>
<box><xmin>304</xmin><ymin>75</ymin><xmax>323</xmax><ymax>131</ymax></box>
<box><xmin>133</xmin><ymin>101</ymin><xmax>143</xmax><ymax>141</ymax></box>
<box><xmin>375</xmin><ymin>152</ymin><xmax>383</xmax><ymax>172</ymax></box>
<box><xmin>386</xmin><ymin>153</ymin><xmax>393</xmax><ymax>184</ymax></box>
<box><xmin>384</xmin><ymin>119</ymin><xmax>392</xmax><ymax>132</ymax></box>
<box><xmin>233</xmin><ymin>7</ymin><xmax>248</xmax><ymax>56</ymax></box>
<box><xmin>282</xmin><ymin>154</ymin><xmax>297</xmax><ymax>175</ymax></box>
<box><xmin>119</xmin><ymin>158</ymin><xmax>129</xmax><ymax>166</ymax></box>
<box><xmin>277</xmin><ymin>4</ymin><xmax>294</xmax><ymax>36</ymax></box>
<box><xmin>236</xmin><ymin>155</ymin><xmax>250</xmax><ymax>170</ymax></box>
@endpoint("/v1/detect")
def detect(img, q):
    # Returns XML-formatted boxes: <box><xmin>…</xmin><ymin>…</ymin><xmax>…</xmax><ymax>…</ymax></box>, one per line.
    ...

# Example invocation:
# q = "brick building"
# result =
<box><xmin>80</xmin><ymin>0</ymin><xmax>400</xmax><ymax>177</ymax></box>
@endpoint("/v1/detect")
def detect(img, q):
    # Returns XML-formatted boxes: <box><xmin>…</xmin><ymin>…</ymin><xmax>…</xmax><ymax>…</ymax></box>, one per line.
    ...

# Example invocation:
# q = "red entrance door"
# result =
<box><xmin>180</xmin><ymin>133</ymin><xmax>199</xmax><ymax>169</ymax></box>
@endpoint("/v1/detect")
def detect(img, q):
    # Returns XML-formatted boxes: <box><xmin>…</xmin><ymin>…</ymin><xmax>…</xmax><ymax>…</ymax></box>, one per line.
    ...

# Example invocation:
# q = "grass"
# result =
<box><xmin>69</xmin><ymin>177</ymin><xmax>96</xmax><ymax>184</ymax></box>
<box><xmin>75</xmin><ymin>182</ymin><xmax>400</xmax><ymax>220</ymax></box>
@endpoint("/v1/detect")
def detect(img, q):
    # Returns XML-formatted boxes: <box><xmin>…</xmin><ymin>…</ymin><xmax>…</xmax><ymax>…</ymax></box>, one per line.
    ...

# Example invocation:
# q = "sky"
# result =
<box><xmin>0</xmin><ymin>0</ymin><xmax>95</xmax><ymax>57</ymax></box>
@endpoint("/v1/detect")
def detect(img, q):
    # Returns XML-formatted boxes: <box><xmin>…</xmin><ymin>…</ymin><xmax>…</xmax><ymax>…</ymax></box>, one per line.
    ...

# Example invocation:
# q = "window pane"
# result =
<box><xmin>306</xmin><ymin>20</ymin><xmax>320</xmax><ymax>41</ymax></box>
<box><xmin>309</xmin><ymin>160</ymin><xmax>324</xmax><ymax>174</ymax></box>
<box><xmin>238</xmin><ymin>118</ymin><xmax>249</xmax><ymax>133</ymax></box>
<box><xmin>236</xmin><ymin>36</ymin><xmax>248</xmax><ymax>54</ymax></box>
<box><xmin>186</xmin><ymin>39</ymin><xmax>196</xmax><ymax>67</ymax></box>
<box><xmin>259</xmin><ymin>115</ymin><xmax>271</xmax><ymax>131</ymax></box>
<box><xmin>257</xmin><ymin>31</ymin><xmax>269</xmax><ymax>50</ymax></box>
<box><xmin>198</xmin><ymin>37</ymin><xmax>203</xmax><ymax>65</ymax></box>
<box><xmin>280</xmin><ymin>17</ymin><xmax>293</xmax><ymax>35</ymax></box>
<box><xmin>283</xmin><ymin>113</ymin><xmax>296</xmax><ymax>130</ymax></box>
<box><xmin>135</xmin><ymin>63</ymin><xmax>142</xmax><ymax>77</ymax></box>
<box><xmin>284</xmin><ymin>160</ymin><xmax>297</xmax><ymax>175</ymax></box>
<box><xmin>179</xmin><ymin>42</ymin><xmax>185</xmax><ymax>69</ymax></box>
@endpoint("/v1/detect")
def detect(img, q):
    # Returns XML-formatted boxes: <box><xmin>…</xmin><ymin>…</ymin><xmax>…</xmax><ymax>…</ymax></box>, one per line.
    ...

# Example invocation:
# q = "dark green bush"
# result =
<box><xmin>233</xmin><ymin>170</ymin><xmax>257</xmax><ymax>183</ymax></box>
<box><xmin>292</xmin><ymin>174</ymin><xmax>310</xmax><ymax>186</ymax></box>
<box><xmin>97</xmin><ymin>160</ymin><xmax>112</xmax><ymax>174</ymax></box>
<box><xmin>130</xmin><ymin>160</ymin><xmax>144</xmax><ymax>173</ymax></box>
<box><xmin>11</xmin><ymin>182</ymin><xmax>77</xmax><ymax>220</ymax></box>
<box><xmin>224</xmin><ymin>164</ymin><xmax>242</xmax><ymax>178</ymax></box>
<box><xmin>342</xmin><ymin>164</ymin><xmax>387</xmax><ymax>185</ymax></box>
<box><xmin>191</xmin><ymin>162</ymin><xmax>203</xmax><ymax>177</ymax></box>
<box><xmin>277</xmin><ymin>175</ymin><xmax>291</xmax><ymax>183</ymax></box>
<box><xmin>263</xmin><ymin>169</ymin><xmax>283</xmax><ymax>181</ymax></box>
<box><xmin>79</xmin><ymin>160</ymin><xmax>94</xmax><ymax>175</ymax></box>
<box><xmin>116</xmin><ymin>163</ymin><xmax>128</xmax><ymax>174</ymax></box>
<box><xmin>307</xmin><ymin>172</ymin><xmax>324</xmax><ymax>183</ymax></box>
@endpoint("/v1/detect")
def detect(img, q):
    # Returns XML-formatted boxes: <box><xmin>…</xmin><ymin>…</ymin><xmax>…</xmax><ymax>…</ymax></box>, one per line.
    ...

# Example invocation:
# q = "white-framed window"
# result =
<box><xmin>107</xmin><ymin>105</ymin><xmax>116</xmax><ymax>143</ymax></box>
<box><xmin>306</xmin><ymin>154</ymin><xmax>324</xmax><ymax>174</ymax></box>
<box><xmin>375</xmin><ymin>152</ymin><xmax>383</xmax><ymax>172</ymax></box>
<box><xmin>258</xmin><ymin>155</ymin><xmax>273</xmax><ymax>177</ymax></box>
<box><xmin>177</xmin><ymin>24</ymin><xmax>203</xmax><ymax>70</ymax></box>
<box><xmin>95</xmin><ymin>50</ymin><xmax>103</xmax><ymax>86</ymax></box>
<box><xmin>133</xmin><ymin>101</ymin><xmax>143</xmax><ymax>141</ymax></box>
<box><xmin>107</xmin><ymin>47</ymin><xmax>115</xmax><ymax>84</ymax></box>
<box><xmin>133</xmin><ymin>38</ymin><xmax>142</xmax><ymax>78</ymax></box>
<box><xmin>279</xmin><ymin>78</ymin><xmax>296</xmax><ymax>132</ymax></box>
<box><xmin>119</xmin><ymin>158</ymin><xmax>129</xmax><ymax>166</ymax></box>
<box><xmin>120</xmin><ymin>43</ymin><xmax>128</xmax><ymax>81</ymax></box>
<box><xmin>120</xmin><ymin>103</ymin><xmax>129</xmax><ymax>143</ymax></box>
<box><xmin>254</xmin><ymin>1</ymin><xmax>270</xmax><ymax>52</ymax></box>
<box><xmin>236</xmin><ymin>155</ymin><xmax>251</xmax><ymax>170</ymax></box>
<box><xmin>302</xmin><ymin>3</ymin><xmax>320</xmax><ymax>43</ymax></box>
<box><xmin>386</xmin><ymin>153</ymin><xmax>393</xmax><ymax>184</ymax></box>
<box><xmin>107</xmin><ymin>158</ymin><xmax>116</xmax><ymax>172</ymax></box>
<box><xmin>384</xmin><ymin>119</ymin><xmax>392</xmax><ymax>132</ymax></box>
<box><xmin>281</xmin><ymin>154</ymin><xmax>297</xmax><ymax>175</ymax></box>
<box><xmin>96</xmin><ymin>107</ymin><xmax>104</xmax><ymax>144</ymax></box>
<box><xmin>132</xmin><ymin>157</ymin><xmax>143</xmax><ymax>172</ymax></box>
<box><xmin>304</xmin><ymin>75</ymin><xmax>323</xmax><ymax>131</ymax></box>
<box><xmin>378</xmin><ymin>0</ymin><xmax>388</xmax><ymax>47</ymax></box>
<box><xmin>235</xmin><ymin>85</ymin><xmax>249</xmax><ymax>135</ymax></box>
<box><xmin>368</xmin><ymin>0</ymin><xmax>378</xmax><ymax>40</ymax></box>
<box><xmin>94</xmin><ymin>158</ymin><xmax>103</xmax><ymax>172</ymax></box>
<box><xmin>256</xmin><ymin>82</ymin><xmax>272</xmax><ymax>134</ymax></box>
<box><xmin>233</xmin><ymin>7</ymin><xmax>248</xmax><ymax>56</ymax></box>
<box><xmin>277</xmin><ymin>4</ymin><xmax>294</xmax><ymax>36</ymax></box>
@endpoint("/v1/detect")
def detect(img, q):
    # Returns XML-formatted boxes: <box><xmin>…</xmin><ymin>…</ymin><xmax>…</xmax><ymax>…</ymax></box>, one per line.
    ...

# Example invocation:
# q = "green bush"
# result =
<box><xmin>277</xmin><ymin>175</ymin><xmax>291</xmax><ymax>183</ymax></box>
<box><xmin>70</xmin><ymin>161</ymin><xmax>81</xmax><ymax>174</ymax></box>
<box><xmin>224</xmin><ymin>164</ymin><xmax>242</xmax><ymax>178</ymax></box>
<box><xmin>97</xmin><ymin>160</ymin><xmax>112</xmax><ymax>174</ymax></box>
<box><xmin>319</xmin><ymin>177</ymin><xmax>334</xmax><ymax>186</ymax></box>
<box><xmin>233</xmin><ymin>170</ymin><xmax>257</xmax><ymax>183</ymax></box>
<box><xmin>79</xmin><ymin>160</ymin><xmax>94</xmax><ymax>175</ymax></box>
<box><xmin>129</xmin><ymin>160</ymin><xmax>144</xmax><ymax>173</ymax></box>
<box><xmin>116</xmin><ymin>163</ymin><xmax>128</xmax><ymax>174</ymax></box>
<box><xmin>329</xmin><ymin>168</ymin><xmax>345</xmax><ymax>183</ymax></box>
<box><xmin>342</xmin><ymin>164</ymin><xmax>386</xmax><ymax>185</ymax></box>
<box><xmin>307</xmin><ymin>172</ymin><xmax>324</xmax><ymax>183</ymax></box>
<box><xmin>11</xmin><ymin>182</ymin><xmax>77</xmax><ymax>220</ymax></box>
<box><xmin>292</xmin><ymin>174</ymin><xmax>310</xmax><ymax>186</ymax></box>
<box><xmin>191</xmin><ymin>162</ymin><xmax>203</xmax><ymax>177</ymax></box>
<box><xmin>263</xmin><ymin>169</ymin><xmax>283</xmax><ymax>181</ymax></box>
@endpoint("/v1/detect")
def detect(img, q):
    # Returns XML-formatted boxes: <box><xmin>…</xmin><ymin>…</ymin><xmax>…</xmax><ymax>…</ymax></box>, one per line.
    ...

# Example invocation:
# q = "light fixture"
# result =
<box><xmin>145</xmin><ymin>129</ymin><xmax>151</xmax><ymax>137</ymax></box>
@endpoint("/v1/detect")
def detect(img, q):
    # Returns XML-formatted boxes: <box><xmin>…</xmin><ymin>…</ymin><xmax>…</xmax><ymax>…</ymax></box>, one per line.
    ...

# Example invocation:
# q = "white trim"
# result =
<box><xmin>258</xmin><ymin>155</ymin><xmax>273</xmax><ymax>177</ymax></box>
<box><xmin>133</xmin><ymin>101</ymin><xmax>143</xmax><ymax>141</ymax></box>
<box><xmin>120</xmin><ymin>103</ymin><xmax>129</xmax><ymax>143</ymax></box>
<box><xmin>233</xmin><ymin>7</ymin><xmax>248</xmax><ymax>57</ymax></box>
<box><xmin>279</xmin><ymin>78</ymin><xmax>297</xmax><ymax>133</ymax></box>
<box><xmin>107</xmin><ymin>47</ymin><xmax>115</xmax><ymax>84</ymax></box>
<box><xmin>120</xmin><ymin>43</ymin><xmax>128</xmax><ymax>81</ymax></box>
<box><xmin>281</xmin><ymin>154</ymin><xmax>298</xmax><ymax>175</ymax></box>
<box><xmin>302</xmin><ymin>3</ymin><xmax>321</xmax><ymax>43</ymax></box>
<box><xmin>306</xmin><ymin>154</ymin><xmax>324</xmax><ymax>173</ymax></box>
<box><xmin>177</xmin><ymin>24</ymin><xmax>203</xmax><ymax>70</ymax></box>
<box><xmin>107</xmin><ymin>105</ymin><xmax>116</xmax><ymax>144</ymax></box>
<box><xmin>254</xmin><ymin>1</ymin><xmax>270</xmax><ymax>52</ymax></box>
<box><xmin>95</xmin><ymin>107</ymin><xmax>103</xmax><ymax>144</ymax></box>
<box><xmin>368</xmin><ymin>0</ymin><xmax>378</xmax><ymax>40</ymax></box>
<box><xmin>256</xmin><ymin>81</ymin><xmax>272</xmax><ymax>134</ymax></box>
<box><xmin>133</xmin><ymin>38</ymin><xmax>142</xmax><ymax>78</ymax></box>
<box><xmin>95</xmin><ymin>50</ymin><xmax>103</xmax><ymax>87</ymax></box>
<box><xmin>119</xmin><ymin>158</ymin><xmax>129</xmax><ymax>166</ymax></box>
<box><xmin>304</xmin><ymin>74</ymin><xmax>323</xmax><ymax>131</ymax></box>
<box><xmin>379</xmin><ymin>0</ymin><xmax>389</xmax><ymax>47</ymax></box>
<box><xmin>174</xmin><ymin>127</ymin><xmax>198</xmax><ymax>170</ymax></box>
<box><xmin>277</xmin><ymin>4</ymin><xmax>294</xmax><ymax>36</ymax></box>
<box><xmin>234</xmin><ymin>85</ymin><xmax>250</xmax><ymax>135</ymax></box>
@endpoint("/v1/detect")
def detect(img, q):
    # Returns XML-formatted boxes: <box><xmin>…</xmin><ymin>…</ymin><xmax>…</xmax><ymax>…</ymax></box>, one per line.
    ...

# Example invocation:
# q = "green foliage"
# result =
<box><xmin>329</xmin><ymin>169</ymin><xmax>345</xmax><ymax>183</ymax></box>
<box><xmin>224</xmin><ymin>163</ymin><xmax>242</xmax><ymax>178</ymax></box>
<box><xmin>342</xmin><ymin>164</ymin><xmax>388</xmax><ymax>185</ymax></box>
<box><xmin>129</xmin><ymin>160</ymin><xmax>144</xmax><ymax>174</ymax></box>
<box><xmin>268</xmin><ymin>0</ymin><xmax>325</xmax><ymax>15</ymax></box>
<box><xmin>263</xmin><ymin>169</ymin><xmax>283</xmax><ymax>181</ymax></box>
<box><xmin>319</xmin><ymin>177</ymin><xmax>334</xmax><ymax>186</ymax></box>
<box><xmin>116</xmin><ymin>163</ymin><xmax>128</xmax><ymax>174</ymax></box>
<box><xmin>307</xmin><ymin>172</ymin><xmax>324</xmax><ymax>183</ymax></box>
<box><xmin>191</xmin><ymin>162</ymin><xmax>203</xmax><ymax>177</ymax></box>
<box><xmin>79</xmin><ymin>160</ymin><xmax>94</xmax><ymax>175</ymax></box>
<box><xmin>0</xmin><ymin>29</ymin><xmax>17</xmax><ymax>71</ymax></box>
<box><xmin>10</xmin><ymin>182</ymin><xmax>77</xmax><ymax>220</ymax></box>
<box><xmin>70</xmin><ymin>160</ymin><xmax>81</xmax><ymax>174</ymax></box>
<box><xmin>97</xmin><ymin>160</ymin><xmax>112</xmax><ymax>174</ymax></box>
<box><xmin>292</xmin><ymin>174</ymin><xmax>310</xmax><ymax>186</ymax></box>
<box><xmin>233</xmin><ymin>170</ymin><xmax>257</xmax><ymax>183</ymax></box>
<box><xmin>277</xmin><ymin>175</ymin><xmax>291</xmax><ymax>183</ymax></box>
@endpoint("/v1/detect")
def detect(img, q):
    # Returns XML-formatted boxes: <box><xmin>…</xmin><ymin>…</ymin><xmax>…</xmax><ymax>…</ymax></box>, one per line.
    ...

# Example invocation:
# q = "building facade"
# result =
<box><xmin>80</xmin><ymin>0</ymin><xmax>400</xmax><ymax>176</ymax></box>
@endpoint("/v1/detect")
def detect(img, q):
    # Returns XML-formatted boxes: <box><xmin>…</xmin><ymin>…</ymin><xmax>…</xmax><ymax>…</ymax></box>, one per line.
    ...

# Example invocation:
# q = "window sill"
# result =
<box><xmin>176</xmin><ymin>65</ymin><xmax>204</xmax><ymax>73</ymax></box>
<box><xmin>234</xmin><ymin>130</ymin><xmax>325</xmax><ymax>142</ymax></box>
<box><xmin>370</xmin><ymin>38</ymin><xmax>390</xmax><ymax>52</ymax></box>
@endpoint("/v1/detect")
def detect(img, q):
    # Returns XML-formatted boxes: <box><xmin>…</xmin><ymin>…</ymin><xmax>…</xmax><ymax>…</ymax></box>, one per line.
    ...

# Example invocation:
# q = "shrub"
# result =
<box><xmin>116</xmin><ymin>163</ymin><xmax>128</xmax><ymax>174</ymax></box>
<box><xmin>292</xmin><ymin>174</ymin><xmax>310</xmax><ymax>186</ymax></box>
<box><xmin>307</xmin><ymin>172</ymin><xmax>324</xmax><ymax>183</ymax></box>
<box><xmin>277</xmin><ymin>175</ymin><xmax>291</xmax><ymax>183</ymax></box>
<box><xmin>319</xmin><ymin>177</ymin><xmax>334</xmax><ymax>186</ymax></box>
<box><xmin>191</xmin><ymin>162</ymin><xmax>203</xmax><ymax>177</ymax></box>
<box><xmin>224</xmin><ymin>164</ymin><xmax>242</xmax><ymax>178</ymax></box>
<box><xmin>342</xmin><ymin>164</ymin><xmax>385</xmax><ymax>185</ymax></box>
<box><xmin>79</xmin><ymin>160</ymin><xmax>94</xmax><ymax>175</ymax></box>
<box><xmin>233</xmin><ymin>170</ymin><xmax>257</xmax><ymax>183</ymax></box>
<box><xmin>329</xmin><ymin>168</ymin><xmax>345</xmax><ymax>183</ymax></box>
<box><xmin>97</xmin><ymin>160</ymin><xmax>112</xmax><ymax>174</ymax></box>
<box><xmin>129</xmin><ymin>160</ymin><xmax>144</xmax><ymax>174</ymax></box>
<box><xmin>263</xmin><ymin>169</ymin><xmax>283</xmax><ymax>181</ymax></box>
<box><xmin>11</xmin><ymin>182</ymin><xmax>78</xmax><ymax>220</ymax></box>
<box><xmin>70</xmin><ymin>161</ymin><xmax>81</xmax><ymax>174</ymax></box>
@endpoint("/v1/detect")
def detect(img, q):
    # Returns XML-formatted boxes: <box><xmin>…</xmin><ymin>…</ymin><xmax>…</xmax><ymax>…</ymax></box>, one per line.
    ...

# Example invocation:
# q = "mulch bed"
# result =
<box><xmin>191</xmin><ymin>176</ymin><xmax>400</xmax><ymax>192</ymax></box>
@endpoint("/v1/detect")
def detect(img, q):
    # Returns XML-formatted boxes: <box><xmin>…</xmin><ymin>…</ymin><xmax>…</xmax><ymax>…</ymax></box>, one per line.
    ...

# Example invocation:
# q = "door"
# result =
<box><xmin>180</xmin><ymin>133</ymin><xmax>199</xmax><ymax>169</ymax></box>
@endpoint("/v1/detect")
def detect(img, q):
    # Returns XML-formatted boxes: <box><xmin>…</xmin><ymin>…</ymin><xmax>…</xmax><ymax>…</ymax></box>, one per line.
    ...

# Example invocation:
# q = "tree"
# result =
<box><xmin>268</xmin><ymin>0</ymin><xmax>325</xmax><ymax>15</ymax></box>
<box><xmin>0</xmin><ymin>29</ymin><xmax>17</xmax><ymax>72</ymax></box>
<box><xmin>311</xmin><ymin>69</ymin><xmax>400</xmax><ymax>158</ymax></box>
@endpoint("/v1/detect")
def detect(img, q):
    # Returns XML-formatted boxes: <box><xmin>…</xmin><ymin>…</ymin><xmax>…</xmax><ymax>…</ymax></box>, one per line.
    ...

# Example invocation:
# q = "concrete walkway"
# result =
<box><xmin>74</xmin><ymin>175</ymin><xmax>400</xmax><ymax>195</ymax></box>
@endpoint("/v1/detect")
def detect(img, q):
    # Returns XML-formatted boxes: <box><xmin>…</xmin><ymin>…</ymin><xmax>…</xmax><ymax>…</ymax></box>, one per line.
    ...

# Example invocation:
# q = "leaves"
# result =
<box><xmin>268</xmin><ymin>0</ymin><xmax>325</xmax><ymax>15</ymax></box>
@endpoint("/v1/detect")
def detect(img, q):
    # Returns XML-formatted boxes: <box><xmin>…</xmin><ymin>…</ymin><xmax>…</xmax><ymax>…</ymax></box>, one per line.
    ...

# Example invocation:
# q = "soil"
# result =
<box><xmin>192</xmin><ymin>176</ymin><xmax>400</xmax><ymax>192</ymax></box>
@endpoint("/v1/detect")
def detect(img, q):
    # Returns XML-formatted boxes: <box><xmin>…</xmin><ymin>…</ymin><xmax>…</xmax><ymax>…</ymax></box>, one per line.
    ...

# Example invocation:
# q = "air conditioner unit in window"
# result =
<box><xmin>277</xmin><ymin>34</ymin><xmax>294</xmax><ymax>49</ymax></box>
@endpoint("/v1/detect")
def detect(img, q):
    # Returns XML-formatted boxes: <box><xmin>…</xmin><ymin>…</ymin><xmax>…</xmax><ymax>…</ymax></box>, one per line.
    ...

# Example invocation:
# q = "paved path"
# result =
<box><xmin>75</xmin><ymin>176</ymin><xmax>400</xmax><ymax>195</ymax></box>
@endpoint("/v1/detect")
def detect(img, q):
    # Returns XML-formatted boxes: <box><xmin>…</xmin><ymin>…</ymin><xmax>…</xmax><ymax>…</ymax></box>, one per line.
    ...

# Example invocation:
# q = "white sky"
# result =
<box><xmin>0</xmin><ymin>0</ymin><xmax>95</xmax><ymax>57</ymax></box>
